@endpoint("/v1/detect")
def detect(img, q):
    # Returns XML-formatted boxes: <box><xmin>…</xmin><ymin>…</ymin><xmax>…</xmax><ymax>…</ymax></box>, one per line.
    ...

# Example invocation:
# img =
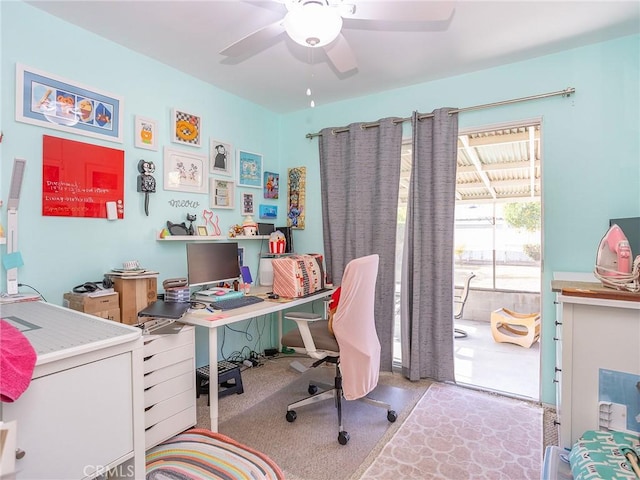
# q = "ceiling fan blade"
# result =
<box><xmin>323</xmin><ymin>34</ymin><xmax>357</xmax><ymax>73</ymax></box>
<box><xmin>220</xmin><ymin>20</ymin><xmax>286</xmax><ymax>57</ymax></box>
<box><xmin>344</xmin><ymin>1</ymin><xmax>455</xmax><ymax>22</ymax></box>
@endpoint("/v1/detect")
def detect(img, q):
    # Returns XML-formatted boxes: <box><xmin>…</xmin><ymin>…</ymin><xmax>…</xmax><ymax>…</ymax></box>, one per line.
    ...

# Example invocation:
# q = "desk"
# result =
<box><xmin>180</xmin><ymin>286</ymin><xmax>333</xmax><ymax>431</ymax></box>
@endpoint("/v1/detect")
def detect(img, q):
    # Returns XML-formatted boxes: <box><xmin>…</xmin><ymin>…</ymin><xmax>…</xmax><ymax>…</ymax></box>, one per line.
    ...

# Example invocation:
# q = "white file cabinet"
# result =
<box><xmin>557</xmin><ymin>293</ymin><xmax>640</xmax><ymax>449</ymax></box>
<box><xmin>0</xmin><ymin>302</ymin><xmax>144</xmax><ymax>480</ymax></box>
<box><xmin>143</xmin><ymin>325</ymin><xmax>197</xmax><ymax>449</ymax></box>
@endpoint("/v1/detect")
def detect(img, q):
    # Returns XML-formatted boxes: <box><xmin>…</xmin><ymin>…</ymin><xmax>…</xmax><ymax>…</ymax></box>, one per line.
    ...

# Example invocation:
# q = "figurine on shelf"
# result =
<box><xmin>166</xmin><ymin>220</ymin><xmax>188</xmax><ymax>235</ymax></box>
<box><xmin>228</xmin><ymin>224</ymin><xmax>244</xmax><ymax>238</ymax></box>
<box><xmin>242</xmin><ymin>215</ymin><xmax>258</xmax><ymax>236</ymax></box>
<box><xmin>186</xmin><ymin>213</ymin><xmax>196</xmax><ymax>236</ymax></box>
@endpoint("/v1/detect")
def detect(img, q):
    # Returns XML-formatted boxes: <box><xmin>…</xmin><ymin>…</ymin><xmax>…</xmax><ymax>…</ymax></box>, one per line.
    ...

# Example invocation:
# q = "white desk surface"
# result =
<box><xmin>183</xmin><ymin>286</ymin><xmax>333</xmax><ymax>328</ymax></box>
<box><xmin>179</xmin><ymin>285</ymin><xmax>334</xmax><ymax>431</ymax></box>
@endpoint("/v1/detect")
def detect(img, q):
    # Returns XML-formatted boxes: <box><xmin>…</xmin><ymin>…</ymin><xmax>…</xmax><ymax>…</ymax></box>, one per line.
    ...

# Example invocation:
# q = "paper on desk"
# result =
<box><xmin>206</xmin><ymin>313</ymin><xmax>228</xmax><ymax>321</ymax></box>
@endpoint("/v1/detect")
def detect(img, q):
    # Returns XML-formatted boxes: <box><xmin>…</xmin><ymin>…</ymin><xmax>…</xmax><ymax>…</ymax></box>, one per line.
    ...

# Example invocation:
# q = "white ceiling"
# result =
<box><xmin>25</xmin><ymin>0</ymin><xmax>640</xmax><ymax>114</ymax></box>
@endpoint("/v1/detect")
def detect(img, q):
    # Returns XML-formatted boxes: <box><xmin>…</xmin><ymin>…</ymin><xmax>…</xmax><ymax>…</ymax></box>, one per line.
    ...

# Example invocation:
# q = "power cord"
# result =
<box><xmin>18</xmin><ymin>283</ymin><xmax>47</xmax><ymax>302</ymax></box>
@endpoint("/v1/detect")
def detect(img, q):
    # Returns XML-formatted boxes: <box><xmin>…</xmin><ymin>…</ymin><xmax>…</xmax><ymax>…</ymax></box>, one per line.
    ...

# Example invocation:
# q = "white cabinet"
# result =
<box><xmin>143</xmin><ymin>325</ymin><xmax>196</xmax><ymax>449</ymax></box>
<box><xmin>0</xmin><ymin>301</ymin><xmax>144</xmax><ymax>479</ymax></box>
<box><xmin>557</xmin><ymin>293</ymin><xmax>640</xmax><ymax>449</ymax></box>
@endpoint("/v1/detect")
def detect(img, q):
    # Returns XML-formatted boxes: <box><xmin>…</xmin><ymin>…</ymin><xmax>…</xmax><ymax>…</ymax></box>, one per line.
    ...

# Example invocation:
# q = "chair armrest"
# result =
<box><xmin>284</xmin><ymin>311</ymin><xmax>329</xmax><ymax>359</ymax></box>
<box><xmin>284</xmin><ymin>312</ymin><xmax>323</xmax><ymax>322</ymax></box>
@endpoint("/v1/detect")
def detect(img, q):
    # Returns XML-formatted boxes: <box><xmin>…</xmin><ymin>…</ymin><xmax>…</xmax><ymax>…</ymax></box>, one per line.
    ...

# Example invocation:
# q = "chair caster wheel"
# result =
<box><xmin>338</xmin><ymin>431</ymin><xmax>350</xmax><ymax>445</ymax></box>
<box><xmin>286</xmin><ymin>410</ymin><xmax>297</xmax><ymax>422</ymax></box>
<box><xmin>308</xmin><ymin>384</ymin><xmax>318</xmax><ymax>395</ymax></box>
<box><xmin>387</xmin><ymin>410</ymin><xmax>397</xmax><ymax>423</ymax></box>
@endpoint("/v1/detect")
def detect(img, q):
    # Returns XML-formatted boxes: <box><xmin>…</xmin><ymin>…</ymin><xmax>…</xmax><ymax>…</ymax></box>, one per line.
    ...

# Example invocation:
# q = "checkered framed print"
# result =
<box><xmin>171</xmin><ymin>108</ymin><xmax>201</xmax><ymax>147</ymax></box>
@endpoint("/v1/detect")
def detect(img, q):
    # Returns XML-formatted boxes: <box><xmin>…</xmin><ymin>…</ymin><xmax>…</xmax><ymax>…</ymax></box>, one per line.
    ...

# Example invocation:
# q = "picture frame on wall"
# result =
<box><xmin>163</xmin><ymin>147</ymin><xmax>208</xmax><ymax>193</ymax></box>
<box><xmin>263</xmin><ymin>171</ymin><xmax>279</xmax><ymax>199</ymax></box>
<box><xmin>242</xmin><ymin>193</ymin><xmax>254</xmax><ymax>215</ymax></box>
<box><xmin>259</xmin><ymin>204</ymin><xmax>278</xmax><ymax>219</ymax></box>
<box><xmin>134</xmin><ymin>116</ymin><xmax>158</xmax><ymax>151</ymax></box>
<box><xmin>210</xmin><ymin>139</ymin><xmax>233</xmax><ymax>177</ymax></box>
<box><xmin>171</xmin><ymin>108</ymin><xmax>201</xmax><ymax>147</ymax></box>
<box><xmin>210</xmin><ymin>178</ymin><xmax>235</xmax><ymax>209</ymax></box>
<box><xmin>15</xmin><ymin>63</ymin><xmax>123</xmax><ymax>143</ymax></box>
<box><xmin>237</xmin><ymin>150</ymin><xmax>263</xmax><ymax>188</ymax></box>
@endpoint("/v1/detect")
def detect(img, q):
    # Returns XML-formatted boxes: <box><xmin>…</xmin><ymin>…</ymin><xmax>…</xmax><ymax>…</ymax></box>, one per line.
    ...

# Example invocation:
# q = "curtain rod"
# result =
<box><xmin>305</xmin><ymin>87</ymin><xmax>575</xmax><ymax>139</ymax></box>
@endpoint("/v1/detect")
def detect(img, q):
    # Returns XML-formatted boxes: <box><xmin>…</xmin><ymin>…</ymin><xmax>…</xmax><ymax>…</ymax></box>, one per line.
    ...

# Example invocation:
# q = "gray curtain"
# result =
<box><xmin>401</xmin><ymin>108</ymin><xmax>459</xmax><ymax>382</ymax></box>
<box><xmin>318</xmin><ymin>118</ymin><xmax>402</xmax><ymax>371</ymax></box>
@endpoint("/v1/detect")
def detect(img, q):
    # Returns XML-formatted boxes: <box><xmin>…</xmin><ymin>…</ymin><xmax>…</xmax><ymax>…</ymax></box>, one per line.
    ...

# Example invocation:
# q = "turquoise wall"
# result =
<box><xmin>2</xmin><ymin>1</ymin><xmax>638</xmax><ymax>405</ymax></box>
<box><xmin>0</xmin><ymin>1</ymin><xmax>286</xmax><ymax>365</ymax></box>
<box><xmin>280</xmin><ymin>34</ymin><xmax>640</xmax><ymax>405</ymax></box>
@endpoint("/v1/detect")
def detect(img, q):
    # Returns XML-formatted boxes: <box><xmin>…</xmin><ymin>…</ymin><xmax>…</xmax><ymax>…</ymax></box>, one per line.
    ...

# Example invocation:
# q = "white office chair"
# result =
<box><xmin>280</xmin><ymin>254</ymin><xmax>397</xmax><ymax>445</ymax></box>
<box><xmin>454</xmin><ymin>272</ymin><xmax>476</xmax><ymax>338</ymax></box>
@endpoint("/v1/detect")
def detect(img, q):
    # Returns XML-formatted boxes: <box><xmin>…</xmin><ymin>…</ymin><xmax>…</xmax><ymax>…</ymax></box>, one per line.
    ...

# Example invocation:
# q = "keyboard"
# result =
<box><xmin>210</xmin><ymin>295</ymin><xmax>265</xmax><ymax>311</ymax></box>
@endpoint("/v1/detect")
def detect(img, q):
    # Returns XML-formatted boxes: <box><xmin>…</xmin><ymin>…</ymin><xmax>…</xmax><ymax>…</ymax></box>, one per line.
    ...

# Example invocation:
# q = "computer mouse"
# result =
<box><xmin>214</xmin><ymin>290</ymin><xmax>227</xmax><ymax>296</ymax></box>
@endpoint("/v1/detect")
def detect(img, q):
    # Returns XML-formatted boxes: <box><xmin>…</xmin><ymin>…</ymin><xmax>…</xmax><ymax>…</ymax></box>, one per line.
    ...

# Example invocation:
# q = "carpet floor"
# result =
<box><xmin>196</xmin><ymin>355</ymin><xmax>544</xmax><ymax>480</ymax></box>
<box><xmin>198</xmin><ymin>355</ymin><xmax>430</xmax><ymax>480</ymax></box>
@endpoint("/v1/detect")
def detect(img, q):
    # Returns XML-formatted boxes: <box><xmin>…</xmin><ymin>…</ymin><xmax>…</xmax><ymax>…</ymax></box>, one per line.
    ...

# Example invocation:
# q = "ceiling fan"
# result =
<box><xmin>220</xmin><ymin>0</ymin><xmax>456</xmax><ymax>74</ymax></box>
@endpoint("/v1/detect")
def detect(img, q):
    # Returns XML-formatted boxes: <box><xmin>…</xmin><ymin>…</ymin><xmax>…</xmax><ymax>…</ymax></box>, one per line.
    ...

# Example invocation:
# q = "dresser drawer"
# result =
<box><xmin>144</xmin><ymin>358</ymin><xmax>193</xmax><ymax>389</ymax></box>
<box><xmin>145</xmin><ymin>372</ymin><xmax>193</xmax><ymax>408</ymax></box>
<box><xmin>145</xmin><ymin>406</ymin><xmax>196</xmax><ymax>450</ymax></box>
<box><xmin>145</xmin><ymin>389</ymin><xmax>195</xmax><ymax>429</ymax></box>
<box><xmin>144</xmin><ymin>343</ymin><xmax>193</xmax><ymax>374</ymax></box>
<box><xmin>144</xmin><ymin>326</ymin><xmax>194</xmax><ymax>357</ymax></box>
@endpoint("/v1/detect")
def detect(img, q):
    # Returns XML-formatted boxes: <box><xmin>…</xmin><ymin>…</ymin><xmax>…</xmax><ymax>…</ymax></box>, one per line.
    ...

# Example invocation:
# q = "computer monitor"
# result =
<box><xmin>610</xmin><ymin>217</ymin><xmax>640</xmax><ymax>257</ymax></box>
<box><xmin>186</xmin><ymin>242</ymin><xmax>241</xmax><ymax>288</ymax></box>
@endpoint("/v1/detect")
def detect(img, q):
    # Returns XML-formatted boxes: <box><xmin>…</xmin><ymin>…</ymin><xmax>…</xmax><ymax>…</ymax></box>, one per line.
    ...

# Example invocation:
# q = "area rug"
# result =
<box><xmin>360</xmin><ymin>383</ymin><xmax>543</xmax><ymax>479</ymax></box>
<box><xmin>146</xmin><ymin>428</ymin><xmax>284</xmax><ymax>479</ymax></box>
<box><xmin>218</xmin><ymin>366</ymin><xmax>421</xmax><ymax>480</ymax></box>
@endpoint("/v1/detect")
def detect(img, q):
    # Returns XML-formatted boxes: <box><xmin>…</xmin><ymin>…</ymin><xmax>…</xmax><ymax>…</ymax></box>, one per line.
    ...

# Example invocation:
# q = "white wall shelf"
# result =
<box><xmin>156</xmin><ymin>232</ymin><xmax>269</xmax><ymax>241</ymax></box>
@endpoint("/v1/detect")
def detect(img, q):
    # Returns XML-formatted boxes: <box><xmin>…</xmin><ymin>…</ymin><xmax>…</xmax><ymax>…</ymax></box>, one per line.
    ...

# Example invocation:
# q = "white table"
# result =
<box><xmin>180</xmin><ymin>286</ymin><xmax>333</xmax><ymax>431</ymax></box>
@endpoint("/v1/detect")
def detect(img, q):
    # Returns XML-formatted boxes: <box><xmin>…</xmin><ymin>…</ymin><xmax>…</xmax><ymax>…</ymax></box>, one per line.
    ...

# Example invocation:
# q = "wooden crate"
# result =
<box><xmin>112</xmin><ymin>276</ymin><xmax>158</xmax><ymax>324</ymax></box>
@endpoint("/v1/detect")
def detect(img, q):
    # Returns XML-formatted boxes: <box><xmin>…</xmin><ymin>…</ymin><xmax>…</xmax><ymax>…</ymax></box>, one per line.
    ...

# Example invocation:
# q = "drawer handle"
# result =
<box><xmin>15</xmin><ymin>448</ymin><xmax>26</xmax><ymax>460</ymax></box>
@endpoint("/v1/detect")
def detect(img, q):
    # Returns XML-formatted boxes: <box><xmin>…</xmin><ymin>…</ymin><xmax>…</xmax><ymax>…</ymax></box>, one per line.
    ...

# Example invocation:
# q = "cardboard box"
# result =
<box><xmin>63</xmin><ymin>292</ymin><xmax>121</xmax><ymax>323</ymax></box>
<box><xmin>112</xmin><ymin>276</ymin><xmax>158</xmax><ymax>324</ymax></box>
<box><xmin>92</xmin><ymin>308</ymin><xmax>121</xmax><ymax>323</ymax></box>
<box><xmin>63</xmin><ymin>292</ymin><xmax>120</xmax><ymax>313</ymax></box>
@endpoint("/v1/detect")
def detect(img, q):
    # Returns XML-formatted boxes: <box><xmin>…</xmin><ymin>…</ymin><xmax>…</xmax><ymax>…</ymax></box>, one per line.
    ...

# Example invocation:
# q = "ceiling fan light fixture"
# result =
<box><xmin>284</xmin><ymin>2</ymin><xmax>343</xmax><ymax>48</ymax></box>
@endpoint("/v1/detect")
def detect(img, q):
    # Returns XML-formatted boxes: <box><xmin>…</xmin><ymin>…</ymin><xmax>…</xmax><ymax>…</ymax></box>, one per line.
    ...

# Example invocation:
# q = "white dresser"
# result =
<box><xmin>142</xmin><ymin>325</ymin><xmax>196</xmax><ymax>449</ymax></box>
<box><xmin>0</xmin><ymin>301</ymin><xmax>144</xmax><ymax>479</ymax></box>
<box><xmin>552</xmin><ymin>281</ymin><xmax>640</xmax><ymax>450</ymax></box>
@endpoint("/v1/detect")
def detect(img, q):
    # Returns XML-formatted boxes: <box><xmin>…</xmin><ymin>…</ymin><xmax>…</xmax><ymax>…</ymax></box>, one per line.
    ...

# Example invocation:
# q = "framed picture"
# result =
<box><xmin>134</xmin><ymin>116</ymin><xmax>158</xmax><ymax>151</ymax></box>
<box><xmin>237</xmin><ymin>150</ymin><xmax>263</xmax><ymax>188</ymax></box>
<box><xmin>259</xmin><ymin>204</ymin><xmax>278</xmax><ymax>219</ymax></box>
<box><xmin>210</xmin><ymin>139</ymin><xmax>233</xmax><ymax>177</ymax></box>
<box><xmin>242</xmin><ymin>193</ymin><xmax>255</xmax><ymax>215</ymax></box>
<box><xmin>197</xmin><ymin>226</ymin><xmax>208</xmax><ymax>236</ymax></box>
<box><xmin>287</xmin><ymin>166</ymin><xmax>306</xmax><ymax>229</ymax></box>
<box><xmin>171</xmin><ymin>108</ymin><xmax>201</xmax><ymax>147</ymax></box>
<box><xmin>15</xmin><ymin>63</ymin><xmax>123</xmax><ymax>143</ymax></box>
<box><xmin>163</xmin><ymin>147</ymin><xmax>208</xmax><ymax>193</ymax></box>
<box><xmin>210</xmin><ymin>178</ymin><xmax>235</xmax><ymax>209</ymax></box>
<box><xmin>263</xmin><ymin>171</ymin><xmax>279</xmax><ymax>199</ymax></box>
